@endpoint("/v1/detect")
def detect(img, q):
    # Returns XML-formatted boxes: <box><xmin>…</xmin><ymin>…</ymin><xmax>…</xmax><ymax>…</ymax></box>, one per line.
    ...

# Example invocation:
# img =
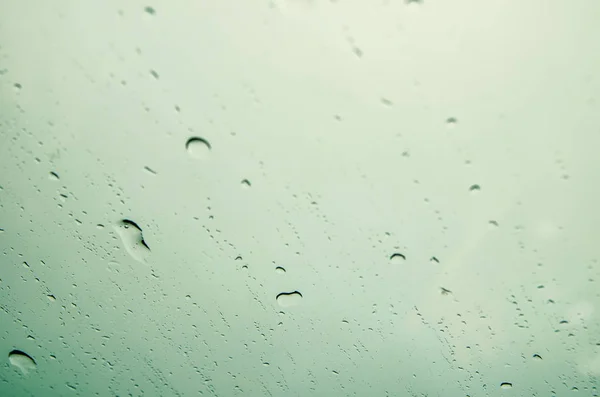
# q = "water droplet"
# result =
<box><xmin>186</xmin><ymin>137</ymin><xmax>211</xmax><ymax>159</ymax></box>
<box><xmin>440</xmin><ymin>287</ymin><xmax>452</xmax><ymax>295</ymax></box>
<box><xmin>114</xmin><ymin>219</ymin><xmax>151</xmax><ymax>264</ymax></box>
<box><xmin>13</xmin><ymin>83</ymin><xmax>22</xmax><ymax>92</ymax></box>
<box><xmin>380</xmin><ymin>98</ymin><xmax>393</xmax><ymax>106</ymax></box>
<box><xmin>446</xmin><ymin>117</ymin><xmax>457</xmax><ymax>127</ymax></box>
<box><xmin>143</xmin><ymin>166</ymin><xmax>157</xmax><ymax>175</ymax></box>
<box><xmin>241</xmin><ymin>179</ymin><xmax>251</xmax><ymax>188</ymax></box>
<box><xmin>489</xmin><ymin>220</ymin><xmax>499</xmax><ymax>227</ymax></box>
<box><xmin>47</xmin><ymin>294</ymin><xmax>56</xmax><ymax>302</ymax></box>
<box><xmin>389</xmin><ymin>253</ymin><xmax>406</xmax><ymax>263</ymax></box>
<box><xmin>150</xmin><ymin>70</ymin><xmax>159</xmax><ymax>79</ymax></box>
<box><xmin>275</xmin><ymin>266</ymin><xmax>286</xmax><ymax>274</ymax></box>
<box><xmin>469</xmin><ymin>184</ymin><xmax>481</xmax><ymax>192</ymax></box>
<box><xmin>533</xmin><ymin>354</ymin><xmax>542</xmax><ymax>360</ymax></box>
<box><xmin>430</xmin><ymin>256</ymin><xmax>440</xmax><ymax>264</ymax></box>
<box><xmin>500</xmin><ymin>382</ymin><xmax>513</xmax><ymax>389</ymax></box>
<box><xmin>8</xmin><ymin>350</ymin><xmax>37</xmax><ymax>375</ymax></box>
<box><xmin>144</xmin><ymin>6</ymin><xmax>155</xmax><ymax>15</ymax></box>
<box><xmin>276</xmin><ymin>291</ymin><xmax>303</xmax><ymax>307</ymax></box>
<box><xmin>49</xmin><ymin>172</ymin><xmax>59</xmax><ymax>181</ymax></box>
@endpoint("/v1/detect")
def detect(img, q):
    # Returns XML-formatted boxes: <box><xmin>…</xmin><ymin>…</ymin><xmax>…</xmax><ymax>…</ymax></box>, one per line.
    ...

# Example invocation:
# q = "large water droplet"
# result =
<box><xmin>186</xmin><ymin>137</ymin><xmax>211</xmax><ymax>159</ymax></box>
<box><xmin>276</xmin><ymin>291</ymin><xmax>303</xmax><ymax>307</ymax></box>
<box><xmin>500</xmin><ymin>382</ymin><xmax>513</xmax><ymax>389</ymax></box>
<box><xmin>8</xmin><ymin>350</ymin><xmax>37</xmax><ymax>375</ymax></box>
<box><xmin>114</xmin><ymin>219</ymin><xmax>151</xmax><ymax>264</ymax></box>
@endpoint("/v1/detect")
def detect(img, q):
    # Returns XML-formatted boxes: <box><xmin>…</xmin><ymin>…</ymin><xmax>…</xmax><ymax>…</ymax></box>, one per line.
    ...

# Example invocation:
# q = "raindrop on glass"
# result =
<box><xmin>241</xmin><ymin>179</ymin><xmax>251</xmax><ymax>188</ymax></box>
<box><xmin>500</xmin><ymin>382</ymin><xmax>513</xmax><ymax>389</ymax></box>
<box><xmin>113</xmin><ymin>219</ymin><xmax>151</xmax><ymax>264</ymax></box>
<box><xmin>389</xmin><ymin>253</ymin><xmax>406</xmax><ymax>263</ymax></box>
<box><xmin>8</xmin><ymin>350</ymin><xmax>37</xmax><ymax>375</ymax></box>
<box><xmin>144</xmin><ymin>6</ymin><xmax>155</xmax><ymax>15</ymax></box>
<box><xmin>186</xmin><ymin>137</ymin><xmax>211</xmax><ymax>159</ymax></box>
<box><xmin>533</xmin><ymin>354</ymin><xmax>542</xmax><ymax>360</ymax></box>
<box><xmin>469</xmin><ymin>184</ymin><xmax>481</xmax><ymax>192</ymax></box>
<box><xmin>49</xmin><ymin>172</ymin><xmax>59</xmax><ymax>181</ymax></box>
<box><xmin>275</xmin><ymin>266</ymin><xmax>286</xmax><ymax>274</ymax></box>
<box><xmin>276</xmin><ymin>291</ymin><xmax>303</xmax><ymax>307</ymax></box>
<box><xmin>446</xmin><ymin>117</ymin><xmax>457</xmax><ymax>127</ymax></box>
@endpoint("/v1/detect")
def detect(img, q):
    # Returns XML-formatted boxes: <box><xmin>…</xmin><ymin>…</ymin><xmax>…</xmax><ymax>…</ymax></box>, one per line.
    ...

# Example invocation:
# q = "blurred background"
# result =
<box><xmin>1</xmin><ymin>0</ymin><xmax>599</xmax><ymax>395</ymax></box>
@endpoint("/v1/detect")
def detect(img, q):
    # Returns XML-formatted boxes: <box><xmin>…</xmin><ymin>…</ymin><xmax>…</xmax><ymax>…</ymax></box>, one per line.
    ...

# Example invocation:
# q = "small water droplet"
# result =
<box><xmin>186</xmin><ymin>137</ymin><xmax>211</xmax><ymax>159</ymax></box>
<box><xmin>150</xmin><ymin>70</ymin><xmax>159</xmax><ymax>79</ymax></box>
<box><xmin>49</xmin><ymin>172</ymin><xmax>59</xmax><ymax>181</ymax></box>
<box><xmin>144</xmin><ymin>6</ymin><xmax>155</xmax><ymax>15</ymax></box>
<box><xmin>241</xmin><ymin>179</ymin><xmax>251</xmax><ymax>188</ymax></box>
<box><xmin>241</xmin><ymin>265</ymin><xmax>248</xmax><ymax>270</ymax></box>
<box><xmin>47</xmin><ymin>294</ymin><xmax>56</xmax><ymax>302</ymax></box>
<box><xmin>532</xmin><ymin>354</ymin><xmax>542</xmax><ymax>360</ymax></box>
<box><xmin>489</xmin><ymin>220</ymin><xmax>499</xmax><ymax>227</ymax></box>
<box><xmin>389</xmin><ymin>253</ymin><xmax>406</xmax><ymax>263</ymax></box>
<box><xmin>430</xmin><ymin>256</ymin><xmax>440</xmax><ymax>264</ymax></box>
<box><xmin>275</xmin><ymin>266</ymin><xmax>286</xmax><ymax>274</ymax></box>
<box><xmin>276</xmin><ymin>291</ymin><xmax>303</xmax><ymax>307</ymax></box>
<box><xmin>446</xmin><ymin>117</ymin><xmax>457</xmax><ymax>127</ymax></box>
<box><xmin>352</xmin><ymin>47</ymin><xmax>363</xmax><ymax>58</ymax></box>
<box><xmin>500</xmin><ymin>382</ymin><xmax>513</xmax><ymax>389</ymax></box>
<box><xmin>380</xmin><ymin>98</ymin><xmax>393</xmax><ymax>106</ymax></box>
<box><xmin>143</xmin><ymin>166</ymin><xmax>157</xmax><ymax>175</ymax></box>
<box><xmin>22</xmin><ymin>262</ymin><xmax>29</xmax><ymax>269</ymax></box>
<box><xmin>13</xmin><ymin>83</ymin><xmax>22</xmax><ymax>92</ymax></box>
<box><xmin>469</xmin><ymin>184</ymin><xmax>481</xmax><ymax>192</ymax></box>
<box><xmin>8</xmin><ymin>350</ymin><xmax>37</xmax><ymax>375</ymax></box>
<box><xmin>440</xmin><ymin>287</ymin><xmax>452</xmax><ymax>295</ymax></box>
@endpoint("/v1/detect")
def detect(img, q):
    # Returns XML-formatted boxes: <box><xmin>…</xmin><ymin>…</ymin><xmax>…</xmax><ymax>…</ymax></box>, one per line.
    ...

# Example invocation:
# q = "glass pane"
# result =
<box><xmin>1</xmin><ymin>0</ymin><xmax>599</xmax><ymax>395</ymax></box>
